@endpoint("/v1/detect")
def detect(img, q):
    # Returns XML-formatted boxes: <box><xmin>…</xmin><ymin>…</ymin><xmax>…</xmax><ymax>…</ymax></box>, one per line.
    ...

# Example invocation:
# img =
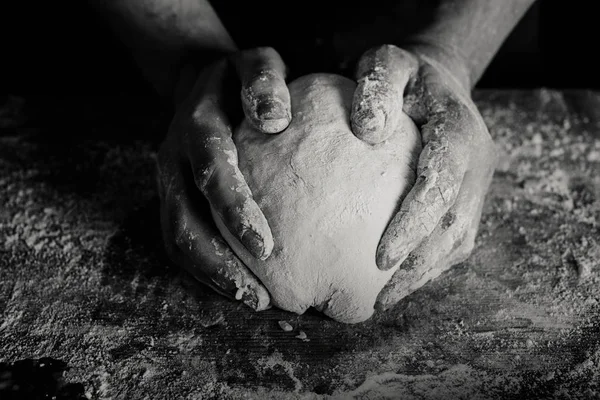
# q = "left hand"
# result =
<box><xmin>349</xmin><ymin>44</ymin><xmax>498</xmax><ymax>310</ymax></box>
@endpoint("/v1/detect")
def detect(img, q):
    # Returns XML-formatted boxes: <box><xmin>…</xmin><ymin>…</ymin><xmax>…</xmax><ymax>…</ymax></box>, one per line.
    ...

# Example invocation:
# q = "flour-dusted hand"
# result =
<box><xmin>350</xmin><ymin>45</ymin><xmax>498</xmax><ymax>310</ymax></box>
<box><xmin>157</xmin><ymin>47</ymin><xmax>291</xmax><ymax>311</ymax></box>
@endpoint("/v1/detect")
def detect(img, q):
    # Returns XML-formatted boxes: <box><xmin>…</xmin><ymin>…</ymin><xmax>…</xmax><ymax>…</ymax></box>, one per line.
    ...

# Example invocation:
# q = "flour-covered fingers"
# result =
<box><xmin>351</xmin><ymin>45</ymin><xmax>419</xmax><ymax>145</ymax></box>
<box><xmin>185</xmin><ymin>103</ymin><xmax>274</xmax><ymax>260</ymax></box>
<box><xmin>375</xmin><ymin>176</ymin><xmax>481</xmax><ymax>310</ymax></box>
<box><xmin>158</xmin><ymin>159</ymin><xmax>271</xmax><ymax>312</ymax></box>
<box><xmin>377</xmin><ymin>219</ymin><xmax>462</xmax><ymax>311</ymax></box>
<box><xmin>174</xmin><ymin>235</ymin><xmax>271</xmax><ymax>312</ymax></box>
<box><xmin>375</xmin><ymin>244</ymin><xmax>439</xmax><ymax>312</ymax></box>
<box><xmin>232</xmin><ymin>47</ymin><xmax>291</xmax><ymax>134</ymax></box>
<box><xmin>376</xmin><ymin>99</ymin><xmax>477</xmax><ymax>271</ymax></box>
<box><xmin>181</xmin><ymin>61</ymin><xmax>274</xmax><ymax>261</ymax></box>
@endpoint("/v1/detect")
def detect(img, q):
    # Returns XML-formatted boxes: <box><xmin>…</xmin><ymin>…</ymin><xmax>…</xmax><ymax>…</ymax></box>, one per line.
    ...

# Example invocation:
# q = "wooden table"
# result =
<box><xmin>1</xmin><ymin>90</ymin><xmax>599</xmax><ymax>399</ymax></box>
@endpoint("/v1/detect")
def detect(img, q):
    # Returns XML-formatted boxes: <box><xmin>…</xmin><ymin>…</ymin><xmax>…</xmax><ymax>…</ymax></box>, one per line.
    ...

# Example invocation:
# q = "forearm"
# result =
<box><xmin>89</xmin><ymin>0</ymin><xmax>236</xmax><ymax>99</ymax></box>
<box><xmin>403</xmin><ymin>0</ymin><xmax>537</xmax><ymax>90</ymax></box>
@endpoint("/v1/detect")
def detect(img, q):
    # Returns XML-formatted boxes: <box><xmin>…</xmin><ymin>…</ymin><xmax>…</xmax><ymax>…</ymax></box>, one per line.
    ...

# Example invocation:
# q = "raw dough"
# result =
<box><xmin>214</xmin><ymin>73</ymin><xmax>421</xmax><ymax>323</ymax></box>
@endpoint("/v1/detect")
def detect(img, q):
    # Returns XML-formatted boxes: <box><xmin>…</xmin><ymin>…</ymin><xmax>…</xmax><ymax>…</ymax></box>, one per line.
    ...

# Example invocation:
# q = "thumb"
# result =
<box><xmin>231</xmin><ymin>47</ymin><xmax>291</xmax><ymax>134</ymax></box>
<box><xmin>351</xmin><ymin>45</ymin><xmax>418</xmax><ymax>145</ymax></box>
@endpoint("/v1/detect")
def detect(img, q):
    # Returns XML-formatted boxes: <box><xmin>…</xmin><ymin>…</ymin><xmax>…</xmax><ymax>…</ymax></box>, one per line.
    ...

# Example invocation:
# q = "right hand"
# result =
<box><xmin>156</xmin><ymin>47</ymin><xmax>291</xmax><ymax>311</ymax></box>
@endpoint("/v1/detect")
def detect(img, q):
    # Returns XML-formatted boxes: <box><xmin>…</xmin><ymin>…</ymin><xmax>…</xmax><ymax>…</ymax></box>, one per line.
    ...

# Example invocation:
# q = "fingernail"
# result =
<box><xmin>240</xmin><ymin>288</ymin><xmax>259</xmax><ymax>310</ymax></box>
<box><xmin>377</xmin><ymin>246</ymin><xmax>406</xmax><ymax>271</ymax></box>
<box><xmin>352</xmin><ymin>108</ymin><xmax>387</xmax><ymax>144</ymax></box>
<box><xmin>255</xmin><ymin>100</ymin><xmax>290</xmax><ymax>133</ymax></box>
<box><xmin>374</xmin><ymin>299</ymin><xmax>391</xmax><ymax>312</ymax></box>
<box><xmin>375</xmin><ymin>288</ymin><xmax>394</xmax><ymax>312</ymax></box>
<box><xmin>256</xmin><ymin>99</ymin><xmax>289</xmax><ymax>121</ymax></box>
<box><xmin>376</xmin><ymin>245</ymin><xmax>396</xmax><ymax>271</ymax></box>
<box><xmin>241</xmin><ymin>286</ymin><xmax>271</xmax><ymax>311</ymax></box>
<box><xmin>241</xmin><ymin>229</ymin><xmax>266</xmax><ymax>260</ymax></box>
<box><xmin>231</xmin><ymin>285</ymin><xmax>260</xmax><ymax>311</ymax></box>
<box><xmin>259</xmin><ymin>118</ymin><xmax>290</xmax><ymax>134</ymax></box>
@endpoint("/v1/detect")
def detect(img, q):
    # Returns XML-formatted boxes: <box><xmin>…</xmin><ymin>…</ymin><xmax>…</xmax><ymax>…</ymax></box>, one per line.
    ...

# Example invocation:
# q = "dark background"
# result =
<box><xmin>0</xmin><ymin>1</ymin><xmax>597</xmax><ymax>95</ymax></box>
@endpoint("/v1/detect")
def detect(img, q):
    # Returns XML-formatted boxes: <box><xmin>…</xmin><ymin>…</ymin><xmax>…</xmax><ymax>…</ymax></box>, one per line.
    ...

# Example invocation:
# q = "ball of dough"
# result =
<box><xmin>214</xmin><ymin>73</ymin><xmax>421</xmax><ymax>323</ymax></box>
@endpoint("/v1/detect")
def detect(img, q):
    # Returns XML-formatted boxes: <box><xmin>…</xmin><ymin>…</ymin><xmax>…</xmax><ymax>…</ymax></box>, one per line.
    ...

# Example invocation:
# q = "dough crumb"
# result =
<box><xmin>295</xmin><ymin>331</ymin><xmax>309</xmax><ymax>341</ymax></box>
<box><xmin>234</xmin><ymin>288</ymin><xmax>245</xmax><ymax>300</ymax></box>
<box><xmin>278</xmin><ymin>320</ymin><xmax>293</xmax><ymax>332</ymax></box>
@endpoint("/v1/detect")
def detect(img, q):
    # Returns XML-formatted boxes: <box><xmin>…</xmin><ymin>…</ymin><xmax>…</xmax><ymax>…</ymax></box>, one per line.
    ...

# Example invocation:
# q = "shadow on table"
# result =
<box><xmin>0</xmin><ymin>358</ymin><xmax>86</xmax><ymax>400</ymax></box>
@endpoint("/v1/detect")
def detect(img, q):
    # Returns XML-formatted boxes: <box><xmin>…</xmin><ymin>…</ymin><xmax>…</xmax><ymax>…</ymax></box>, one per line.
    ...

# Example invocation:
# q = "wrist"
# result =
<box><xmin>401</xmin><ymin>37</ymin><xmax>473</xmax><ymax>92</ymax></box>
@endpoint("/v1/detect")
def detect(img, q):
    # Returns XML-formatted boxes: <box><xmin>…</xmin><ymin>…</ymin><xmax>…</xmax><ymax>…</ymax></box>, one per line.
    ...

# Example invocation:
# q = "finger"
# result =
<box><xmin>158</xmin><ymin>153</ymin><xmax>271</xmax><ymax>311</ymax></box>
<box><xmin>170</xmin><ymin>234</ymin><xmax>272</xmax><ymax>312</ymax></box>
<box><xmin>376</xmin><ymin>170</ymin><xmax>486</xmax><ymax>310</ymax></box>
<box><xmin>232</xmin><ymin>47</ymin><xmax>291</xmax><ymax>134</ymax></box>
<box><xmin>183</xmin><ymin>61</ymin><xmax>274</xmax><ymax>260</ymax></box>
<box><xmin>376</xmin><ymin>97</ymin><xmax>477</xmax><ymax>271</ymax></box>
<box><xmin>351</xmin><ymin>44</ymin><xmax>419</xmax><ymax>145</ymax></box>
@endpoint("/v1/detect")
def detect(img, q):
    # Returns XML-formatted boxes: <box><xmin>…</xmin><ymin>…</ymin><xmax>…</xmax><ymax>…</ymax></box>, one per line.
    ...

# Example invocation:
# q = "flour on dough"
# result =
<box><xmin>213</xmin><ymin>73</ymin><xmax>421</xmax><ymax>323</ymax></box>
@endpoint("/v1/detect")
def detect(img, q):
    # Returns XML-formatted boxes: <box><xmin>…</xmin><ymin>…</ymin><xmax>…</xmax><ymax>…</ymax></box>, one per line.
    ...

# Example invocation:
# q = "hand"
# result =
<box><xmin>350</xmin><ymin>44</ymin><xmax>498</xmax><ymax>310</ymax></box>
<box><xmin>156</xmin><ymin>47</ymin><xmax>291</xmax><ymax>311</ymax></box>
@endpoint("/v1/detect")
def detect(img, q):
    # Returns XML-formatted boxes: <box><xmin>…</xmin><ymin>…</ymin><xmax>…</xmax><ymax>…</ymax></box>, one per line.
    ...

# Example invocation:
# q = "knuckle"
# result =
<box><xmin>440</xmin><ymin>211</ymin><xmax>456</xmax><ymax>230</ymax></box>
<box><xmin>420</xmin><ymin>153</ymin><xmax>466</xmax><ymax>198</ymax></box>
<box><xmin>418</xmin><ymin>169</ymin><xmax>459</xmax><ymax>206</ymax></box>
